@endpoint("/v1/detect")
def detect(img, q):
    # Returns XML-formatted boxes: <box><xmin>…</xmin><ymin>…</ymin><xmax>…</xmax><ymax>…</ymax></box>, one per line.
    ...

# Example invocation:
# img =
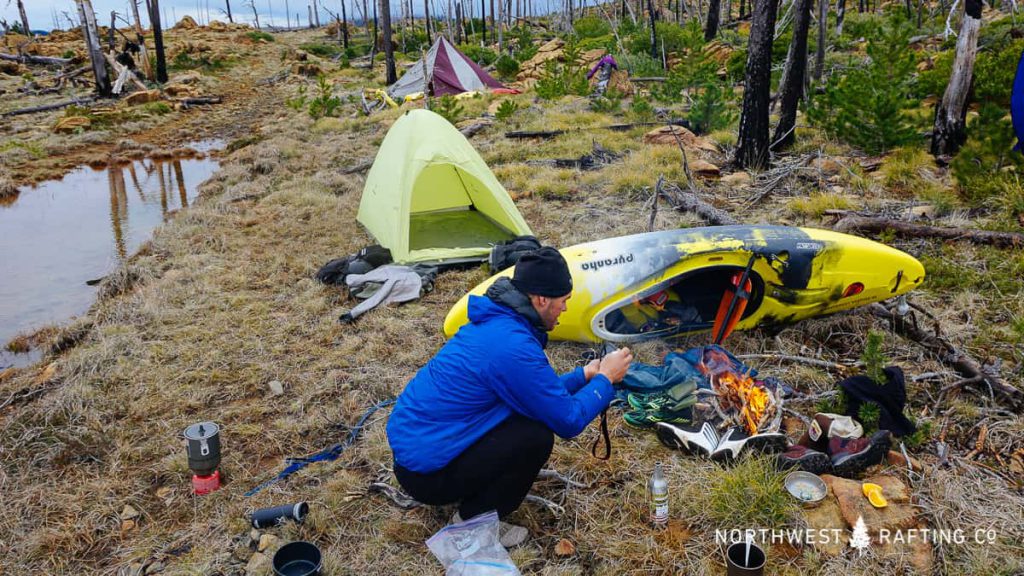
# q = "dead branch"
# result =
<box><xmin>868</xmin><ymin>302</ymin><xmax>1023</xmax><ymax>410</ymax></box>
<box><xmin>341</xmin><ymin>159</ymin><xmax>373</xmax><ymax>174</ymax></box>
<box><xmin>505</xmin><ymin>129</ymin><xmax>566</xmax><ymax>139</ymax></box>
<box><xmin>648</xmin><ymin>176</ymin><xmax>663</xmax><ymax>232</ymax></box>
<box><xmin>177</xmin><ymin>96</ymin><xmax>223</xmax><ymax>107</ymax></box>
<box><xmin>737</xmin><ymin>353</ymin><xmax>855</xmax><ymax>374</ymax></box>
<box><xmin>367</xmin><ymin>482</ymin><xmax>421</xmax><ymax>509</ymax></box>
<box><xmin>524</xmin><ymin>494</ymin><xmax>565</xmax><ymax>516</ymax></box>
<box><xmin>1</xmin><ymin>96</ymin><xmax>96</xmax><ymax>117</ymax></box>
<box><xmin>537</xmin><ymin>468</ymin><xmax>591</xmax><ymax>489</ymax></box>
<box><xmin>659</xmin><ymin>182</ymin><xmax>739</xmax><ymax>226</ymax></box>
<box><xmin>0</xmin><ymin>52</ymin><xmax>74</xmax><ymax>66</ymax></box>
<box><xmin>835</xmin><ymin>216</ymin><xmax>1024</xmax><ymax>248</ymax></box>
<box><xmin>459</xmin><ymin>121</ymin><xmax>491</xmax><ymax>138</ymax></box>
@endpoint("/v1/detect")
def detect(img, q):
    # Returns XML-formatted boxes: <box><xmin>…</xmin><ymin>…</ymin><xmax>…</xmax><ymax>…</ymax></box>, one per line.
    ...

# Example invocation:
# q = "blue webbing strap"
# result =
<box><xmin>245</xmin><ymin>397</ymin><xmax>396</xmax><ymax>497</ymax></box>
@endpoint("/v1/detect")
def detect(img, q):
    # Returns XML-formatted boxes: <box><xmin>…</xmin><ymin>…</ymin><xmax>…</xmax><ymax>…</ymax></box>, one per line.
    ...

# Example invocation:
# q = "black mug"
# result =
<box><xmin>251</xmin><ymin>502</ymin><xmax>309</xmax><ymax>529</ymax></box>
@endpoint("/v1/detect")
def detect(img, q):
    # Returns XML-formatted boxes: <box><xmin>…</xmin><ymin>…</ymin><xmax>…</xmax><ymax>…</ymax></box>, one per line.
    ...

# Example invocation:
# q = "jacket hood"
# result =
<box><xmin>466</xmin><ymin>278</ymin><xmax>548</xmax><ymax>345</ymax></box>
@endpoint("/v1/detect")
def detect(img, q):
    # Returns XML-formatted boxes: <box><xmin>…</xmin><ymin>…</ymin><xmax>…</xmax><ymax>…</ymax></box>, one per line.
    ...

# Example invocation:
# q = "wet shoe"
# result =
<box><xmin>798</xmin><ymin>412</ymin><xmax>864</xmax><ymax>452</ymax></box>
<box><xmin>623</xmin><ymin>407</ymin><xmax>692</xmax><ymax>429</ymax></box>
<box><xmin>776</xmin><ymin>445</ymin><xmax>832</xmax><ymax>475</ymax></box>
<box><xmin>710</xmin><ymin>427</ymin><xmax>788</xmax><ymax>462</ymax></box>
<box><xmin>830</xmin><ymin>430</ymin><xmax>892</xmax><ymax>477</ymax></box>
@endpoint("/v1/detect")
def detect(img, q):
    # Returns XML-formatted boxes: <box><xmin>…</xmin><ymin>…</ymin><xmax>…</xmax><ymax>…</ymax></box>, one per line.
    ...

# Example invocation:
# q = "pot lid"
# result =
<box><xmin>184</xmin><ymin>421</ymin><xmax>219</xmax><ymax>441</ymax></box>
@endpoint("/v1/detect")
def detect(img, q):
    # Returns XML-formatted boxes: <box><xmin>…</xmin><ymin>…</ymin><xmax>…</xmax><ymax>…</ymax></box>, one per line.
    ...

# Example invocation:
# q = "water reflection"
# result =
<box><xmin>0</xmin><ymin>145</ymin><xmax>221</xmax><ymax>369</ymax></box>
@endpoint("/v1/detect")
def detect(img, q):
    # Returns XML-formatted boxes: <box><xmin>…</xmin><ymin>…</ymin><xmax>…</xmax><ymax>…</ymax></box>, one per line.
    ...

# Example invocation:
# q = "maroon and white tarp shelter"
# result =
<box><xmin>387</xmin><ymin>36</ymin><xmax>506</xmax><ymax>99</ymax></box>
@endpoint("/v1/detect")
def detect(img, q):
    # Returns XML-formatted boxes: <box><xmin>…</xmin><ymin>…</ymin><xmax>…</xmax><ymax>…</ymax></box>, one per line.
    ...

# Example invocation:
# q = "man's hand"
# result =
<box><xmin>598</xmin><ymin>347</ymin><xmax>633</xmax><ymax>384</ymax></box>
<box><xmin>584</xmin><ymin>359</ymin><xmax>600</xmax><ymax>381</ymax></box>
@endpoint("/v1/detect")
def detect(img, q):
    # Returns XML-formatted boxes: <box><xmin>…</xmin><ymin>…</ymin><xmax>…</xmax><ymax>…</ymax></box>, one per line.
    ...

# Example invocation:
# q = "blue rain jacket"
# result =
<box><xmin>387</xmin><ymin>294</ymin><xmax>614</xmax><ymax>473</ymax></box>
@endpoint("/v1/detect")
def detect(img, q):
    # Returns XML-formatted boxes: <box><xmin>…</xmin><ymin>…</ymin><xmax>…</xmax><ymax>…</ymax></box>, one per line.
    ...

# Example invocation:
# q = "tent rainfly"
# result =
<box><xmin>357</xmin><ymin>109</ymin><xmax>532</xmax><ymax>264</ymax></box>
<box><xmin>387</xmin><ymin>36</ymin><xmax>506</xmax><ymax>99</ymax></box>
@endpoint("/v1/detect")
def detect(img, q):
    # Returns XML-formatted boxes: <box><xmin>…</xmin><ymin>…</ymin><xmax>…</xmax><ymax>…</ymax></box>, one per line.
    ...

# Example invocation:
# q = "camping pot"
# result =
<box><xmin>252</xmin><ymin>502</ymin><xmax>309</xmax><ymax>529</ymax></box>
<box><xmin>183</xmin><ymin>421</ymin><xmax>221</xmax><ymax>476</ymax></box>
<box><xmin>273</xmin><ymin>541</ymin><xmax>322</xmax><ymax>576</ymax></box>
<box><xmin>726</xmin><ymin>541</ymin><xmax>766</xmax><ymax>576</ymax></box>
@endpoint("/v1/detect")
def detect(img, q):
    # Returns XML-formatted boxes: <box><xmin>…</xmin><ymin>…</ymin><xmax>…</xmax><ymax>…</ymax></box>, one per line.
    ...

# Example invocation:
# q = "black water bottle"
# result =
<box><xmin>250</xmin><ymin>502</ymin><xmax>309</xmax><ymax>528</ymax></box>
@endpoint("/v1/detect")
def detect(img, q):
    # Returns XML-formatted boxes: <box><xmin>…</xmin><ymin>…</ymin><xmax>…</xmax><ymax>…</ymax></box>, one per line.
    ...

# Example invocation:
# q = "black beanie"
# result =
<box><xmin>511</xmin><ymin>247</ymin><xmax>573</xmax><ymax>297</ymax></box>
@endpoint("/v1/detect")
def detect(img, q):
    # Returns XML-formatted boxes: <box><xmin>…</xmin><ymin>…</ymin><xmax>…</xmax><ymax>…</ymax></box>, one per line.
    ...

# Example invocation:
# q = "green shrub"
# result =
<box><xmin>495</xmin><ymin>54</ymin><xmax>520</xmax><ymax>81</ymax></box>
<box><xmin>459</xmin><ymin>43</ymin><xmax>497</xmax><ymax>66</ymax></box>
<box><xmin>534</xmin><ymin>41</ymin><xmax>589</xmax><ymax>100</ymax></box>
<box><xmin>573</xmin><ymin>15</ymin><xmax>610</xmax><ymax>39</ymax></box>
<box><xmin>286</xmin><ymin>84</ymin><xmax>308</xmax><ymax>111</ymax></box>
<box><xmin>951</xmin><ymin>103</ymin><xmax>1024</xmax><ymax>206</ymax></box>
<box><xmin>701</xmin><ymin>455</ymin><xmax>799</xmax><ymax>530</ymax></box>
<box><xmin>246</xmin><ymin>30</ymin><xmax>275</xmax><ymax>42</ymax></box>
<box><xmin>725</xmin><ymin>48</ymin><xmax>747</xmax><ymax>82</ymax></box>
<box><xmin>913</xmin><ymin>50</ymin><xmax>954</xmax><ymax>99</ymax></box>
<box><xmin>974</xmin><ymin>38</ymin><xmax>1024</xmax><ymax>107</ymax></box>
<box><xmin>433</xmin><ymin>94</ymin><xmax>464</xmax><ymax>125</ymax></box>
<box><xmin>625</xmin><ymin>19</ymin><xmax>704</xmax><ymax>56</ymax></box>
<box><xmin>687</xmin><ymin>81</ymin><xmax>736</xmax><ymax>134</ymax></box>
<box><xmin>510</xmin><ymin>26</ymin><xmax>538</xmax><ymax>62</ymax></box>
<box><xmin>654</xmin><ymin>48</ymin><xmax>718</xmax><ymax>103</ymax></box>
<box><xmin>307</xmin><ymin>75</ymin><xmax>341</xmax><ymax>119</ymax></box>
<box><xmin>630</xmin><ymin>95</ymin><xmax>655</xmax><ymax>123</ymax></box>
<box><xmin>171</xmin><ymin>51</ymin><xmax>228</xmax><ymax>71</ymax></box>
<box><xmin>589</xmin><ymin>89</ymin><xmax>623</xmax><ymax>113</ymax></box>
<box><xmin>142</xmin><ymin>102</ymin><xmax>172</xmax><ymax>115</ymax></box>
<box><xmin>806</xmin><ymin>21</ymin><xmax>921</xmax><ymax>154</ymax></box>
<box><xmin>860</xmin><ymin>330</ymin><xmax>888</xmax><ymax>384</ymax></box>
<box><xmin>494</xmin><ymin>99</ymin><xmax>519</xmax><ymax>121</ymax></box>
<box><xmin>616</xmin><ymin>52</ymin><xmax>663</xmax><ymax>77</ymax></box>
<box><xmin>299</xmin><ymin>42</ymin><xmax>343</xmax><ymax>58</ymax></box>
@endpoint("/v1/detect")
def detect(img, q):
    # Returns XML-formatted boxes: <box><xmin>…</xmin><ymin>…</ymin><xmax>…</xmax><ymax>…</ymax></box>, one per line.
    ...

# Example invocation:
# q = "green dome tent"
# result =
<box><xmin>357</xmin><ymin>110</ymin><xmax>533</xmax><ymax>264</ymax></box>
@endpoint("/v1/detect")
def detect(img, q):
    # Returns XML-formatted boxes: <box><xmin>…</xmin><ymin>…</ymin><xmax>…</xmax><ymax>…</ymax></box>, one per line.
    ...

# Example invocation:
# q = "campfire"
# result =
<box><xmin>700</xmin><ymin>349</ymin><xmax>783</xmax><ymax>435</ymax></box>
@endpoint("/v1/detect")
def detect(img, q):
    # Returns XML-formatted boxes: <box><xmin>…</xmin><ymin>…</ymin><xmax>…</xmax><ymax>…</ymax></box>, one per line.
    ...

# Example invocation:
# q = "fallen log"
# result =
<box><xmin>53</xmin><ymin>65</ymin><xmax>91</xmax><ymax>82</ymax></box>
<box><xmin>459</xmin><ymin>121</ymin><xmax>491</xmax><ymax>138</ymax></box>
<box><xmin>659</xmin><ymin>182</ymin><xmax>739</xmax><ymax>226</ymax></box>
<box><xmin>506</xmin><ymin>129</ymin><xmax>566</xmax><ymax>139</ymax></box>
<box><xmin>1</xmin><ymin>96</ymin><xmax>96</xmax><ymax>117</ymax></box>
<box><xmin>341</xmin><ymin>159</ymin><xmax>373</xmax><ymax>174</ymax></box>
<box><xmin>835</xmin><ymin>215</ymin><xmax>1024</xmax><ymax>248</ymax></box>
<box><xmin>178</xmin><ymin>96</ymin><xmax>223</xmax><ymax>107</ymax></box>
<box><xmin>0</xmin><ymin>52</ymin><xmax>74</xmax><ymax>66</ymax></box>
<box><xmin>868</xmin><ymin>302</ymin><xmax>1023</xmax><ymax>410</ymax></box>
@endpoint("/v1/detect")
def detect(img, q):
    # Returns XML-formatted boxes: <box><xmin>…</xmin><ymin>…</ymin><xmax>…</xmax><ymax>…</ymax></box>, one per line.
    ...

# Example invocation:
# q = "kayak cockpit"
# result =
<box><xmin>594</xmin><ymin>265</ymin><xmax>766</xmax><ymax>342</ymax></box>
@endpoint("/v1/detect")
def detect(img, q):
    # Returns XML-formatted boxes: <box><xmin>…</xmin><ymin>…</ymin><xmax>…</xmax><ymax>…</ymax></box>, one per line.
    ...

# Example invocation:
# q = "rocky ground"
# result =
<box><xmin>1</xmin><ymin>15</ymin><xmax>1022</xmax><ymax>576</ymax></box>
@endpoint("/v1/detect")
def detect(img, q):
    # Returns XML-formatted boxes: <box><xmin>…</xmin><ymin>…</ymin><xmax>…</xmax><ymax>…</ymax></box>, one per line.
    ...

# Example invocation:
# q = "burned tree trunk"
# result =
<box><xmin>425</xmin><ymin>0</ymin><xmax>433</xmax><ymax>43</ymax></box>
<box><xmin>341</xmin><ymin>0</ymin><xmax>350</xmax><ymax>47</ymax></box>
<box><xmin>77</xmin><ymin>0</ymin><xmax>112</xmax><ymax>96</ymax></box>
<box><xmin>931</xmin><ymin>0</ymin><xmax>981</xmax><ymax>157</ymax></box>
<box><xmin>17</xmin><ymin>0</ymin><xmax>30</xmax><ymax>36</ymax></box>
<box><xmin>130</xmin><ymin>0</ymin><xmax>145</xmax><ymax>34</ymax></box>
<box><xmin>314</xmin><ymin>0</ymin><xmax>323</xmax><ymax>26</ymax></box>
<box><xmin>734</xmin><ymin>0</ymin><xmax>780</xmax><ymax>169</ymax></box>
<box><xmin>772</xmin><ymin>0</ymin><xmax>812</xmax><ymax>150</ymax></box>
<box><xmin>813</xmin><ymin>0</ymin><xmax>826</xmax><ymax>83</ymax></box>
<box><xmin>836</xmin><ymin>0</ymin><xmax>846</xmax><ymax>35</ymax></box>
<box><xmin>705</xmin><ymin>0</ymin><xmax>721</xmax><ymax>41</ymax></box>
<box><xmin>381</xmin><ymin>0</ymin><xmax>397</xmax><ymax>83</ymax></box>
<box><xmin>225</xmin><ymin>0</ymin><xmax>235</xmax><ymax>22</ymax></box>
<box><xmin>647</xmin><ymin>0</ymin><xmax>658</xmax><ymax>61</ymax></box>
<box><xmin>146</xmin><ymin>0</ymin><xmax>168</xmax><ymax>83</ymax></box>
<box><xmin>481</xmin><ymin>0</ymin><xmax>486</xmax><ymax>43</ymax></box>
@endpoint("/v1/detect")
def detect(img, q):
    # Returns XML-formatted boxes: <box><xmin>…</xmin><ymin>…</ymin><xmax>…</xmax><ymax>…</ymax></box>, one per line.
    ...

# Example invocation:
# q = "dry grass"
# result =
<box><xmin>1</xmin><ymin>26</ymin><xmax>1022</xmax><ymax>576</ymax></box>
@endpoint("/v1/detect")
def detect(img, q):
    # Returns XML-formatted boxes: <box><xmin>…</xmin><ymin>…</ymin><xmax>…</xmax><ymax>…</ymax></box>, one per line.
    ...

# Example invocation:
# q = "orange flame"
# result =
<box><xmin>713</xmin><ymin>370</ymin><xmax>771</xmax><ymax>435</ymax></box>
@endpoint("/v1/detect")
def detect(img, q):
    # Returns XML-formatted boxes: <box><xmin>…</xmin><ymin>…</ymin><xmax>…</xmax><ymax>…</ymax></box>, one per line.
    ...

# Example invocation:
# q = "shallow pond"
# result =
<box><xmin>1</xmin><ymin>142</ymin><xmax>221</xmax><ymax>369</ymax></box>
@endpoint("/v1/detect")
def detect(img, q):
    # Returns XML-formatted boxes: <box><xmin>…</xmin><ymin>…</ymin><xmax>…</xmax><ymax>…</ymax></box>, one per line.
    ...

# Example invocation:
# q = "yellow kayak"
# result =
<box><xmin>443</xmin><ymin>225</ymin><xmax>925</xmax><ymax>343</ymax></box>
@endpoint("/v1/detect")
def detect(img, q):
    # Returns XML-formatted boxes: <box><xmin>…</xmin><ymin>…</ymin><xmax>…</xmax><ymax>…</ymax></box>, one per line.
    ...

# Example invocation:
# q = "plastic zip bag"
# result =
<box><xmin>426</xmin><ymin>511</ymin><xmax>521</xmax><ymax>576</ymax></box>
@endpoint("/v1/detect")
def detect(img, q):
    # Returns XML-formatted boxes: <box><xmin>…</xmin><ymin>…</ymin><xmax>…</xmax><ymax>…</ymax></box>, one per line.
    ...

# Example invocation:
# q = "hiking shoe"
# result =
<box><xmin>829</xmin><ymin>430</ymin><xmax>892</xmax><ymax>477</ymax></box>
<box><xmin>709</xmin><ymin>427</ymin><xmax>788</xmax><ymax>462</ymax></box>
<box><xmin>655</xmin><ymin>422</ymin><xmax>718</xmax><ymax>456</ymax></box>
<box><xmin>776</xmin><ymin>445</ymin><xmax>832</xmax><ymax>475</ymax></box>
<box><xmin>798</xmin><ymin>413</ymin><xmax>864</xmax><ymax>453</ymax></box>
<box><xmin>623</xmin><ymin>407</ymin><xmax>692</xmax><ymax>429</ymax></box>
<box><xmin>626</xmin><ymin>380</ymin><xmax>698</xmax><ymax>411</ymax></box>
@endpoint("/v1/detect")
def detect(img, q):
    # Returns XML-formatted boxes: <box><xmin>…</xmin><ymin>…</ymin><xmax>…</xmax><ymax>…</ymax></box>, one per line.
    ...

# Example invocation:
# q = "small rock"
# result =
<box><xmin>257</xmin><ymin>533</ymin><xmax>280</xmax><ymax>553</ymax></box>
<box><xmin>249</xmin><ymin>529</ymin><xmax>262</xmax><ymax>546</ymax></box>
<box><xmin>127</xmin><ymin>562</ymin><xmax>145</xmax><ymax>576</ymax></box>
<box><xmin>554</xmin><ymin>538</ymin><xmax>575</xmax><ymax>556</ymax></box>
<box><xmin>268</xmin><ymin>380</ymin><xmax>284</xmax><ymax>396</ymax></box>
<box><xmin>145</xmin><ymin>561</ymin><xmax>165</xmax><ymax>574</ymax></box>
<box><xmin>164</xmin><ymin>84</ymin><xmax>199</xmax><ymax>97</ymax></box>
<box><xmin>155</xmin><ymin>486</ymin><xmax>172</xmax><ymax>499</ymax></box>
<box><xmin>53</xmin><ymin>116</ymin><xmax>91</xmax><ymax>134</ymax></box>
<box><xmin>811</xmin><ymin>157</ymin><xmax>844</xmax><ymax>176</ymax></box>
<box><xmin>121</xmin><ymin>519</ymin><xmax>137</xmax><ymax>533</ymax></box>
<box><xmin>830</xmin><ymin>185</ymin><xmax>845</xmax><ymax>194</ymax></box>
<box><xmin>821</xmin><ymin>474</ymin><xmax>917</xmax><ymax>536</ymax></box>
<box><xmin>121</xmin><ymin>504</ymin><xmax>140</xmax><ymax>520</ymax></box>
<box><xmin>720</xmin><ymin>172</ymin><xmax>752</xmax><ymax>186</ymax></box>
<box><xmin>886</xmin><ymin>450</ymin><xmax>923</xmax><ymax>471</ymax></box>
<box><xmin>245</xmin><ymin>552</ymin><xmax>271</xmax><ymax>576</ymax></box>
<box><xmin>690</xmin><ymin>158</ymin><xmax>721</xmax><ymax>178</ymax></box>
<box><xmin>906</xmin><ymin>204</ymin><xmax>937</xmax><ymax>220</ymax></box>
<box><xmin>125</xmin><ymin>89</ymin><xmax>162</xmax><ymax>106</ymax></box>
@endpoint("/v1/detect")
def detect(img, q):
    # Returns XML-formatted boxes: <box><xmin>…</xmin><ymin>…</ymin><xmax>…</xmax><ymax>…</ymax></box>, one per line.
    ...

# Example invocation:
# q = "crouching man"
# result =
<box><xmin>386</xmin><ymin>247</ymin><xmax>632</xmax><ymax>547</ymax></box>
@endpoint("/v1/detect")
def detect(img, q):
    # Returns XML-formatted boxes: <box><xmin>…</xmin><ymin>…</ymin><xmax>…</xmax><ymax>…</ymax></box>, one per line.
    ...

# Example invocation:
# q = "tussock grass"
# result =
<box><xmin>787</xmin><ymin>192</ymin><xmax>857</xmax><ymax>219</ymax></box>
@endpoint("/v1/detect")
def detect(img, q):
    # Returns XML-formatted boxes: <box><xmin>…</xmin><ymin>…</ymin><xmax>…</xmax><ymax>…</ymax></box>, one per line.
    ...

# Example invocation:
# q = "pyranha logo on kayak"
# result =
<box><xmin>581</xmin><ymin>253</ymin><xmax>634</xmax><ymax>271</ymax></box>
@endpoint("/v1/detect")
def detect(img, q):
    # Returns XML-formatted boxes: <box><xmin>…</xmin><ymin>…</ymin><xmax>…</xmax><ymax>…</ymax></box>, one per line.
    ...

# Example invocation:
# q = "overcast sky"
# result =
<box><xmin>2</xmin><ymin>0</ymin><xmax>561</xmax><ymax>32</ymax></box>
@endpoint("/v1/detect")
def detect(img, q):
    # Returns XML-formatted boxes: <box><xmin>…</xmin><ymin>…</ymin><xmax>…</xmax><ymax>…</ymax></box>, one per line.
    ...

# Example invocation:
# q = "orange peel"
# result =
<box><xmin>862</xmin><ymin>482</ymin><xmax>888</xmax><ymax>508</ymax></box>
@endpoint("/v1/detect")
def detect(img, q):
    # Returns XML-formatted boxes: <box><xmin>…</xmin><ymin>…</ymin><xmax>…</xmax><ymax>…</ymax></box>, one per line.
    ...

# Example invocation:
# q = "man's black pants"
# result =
<box><xmin>394</xmin><ymin>414</ymin><xmax>554</xmax><ymax>519</ymax></box>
